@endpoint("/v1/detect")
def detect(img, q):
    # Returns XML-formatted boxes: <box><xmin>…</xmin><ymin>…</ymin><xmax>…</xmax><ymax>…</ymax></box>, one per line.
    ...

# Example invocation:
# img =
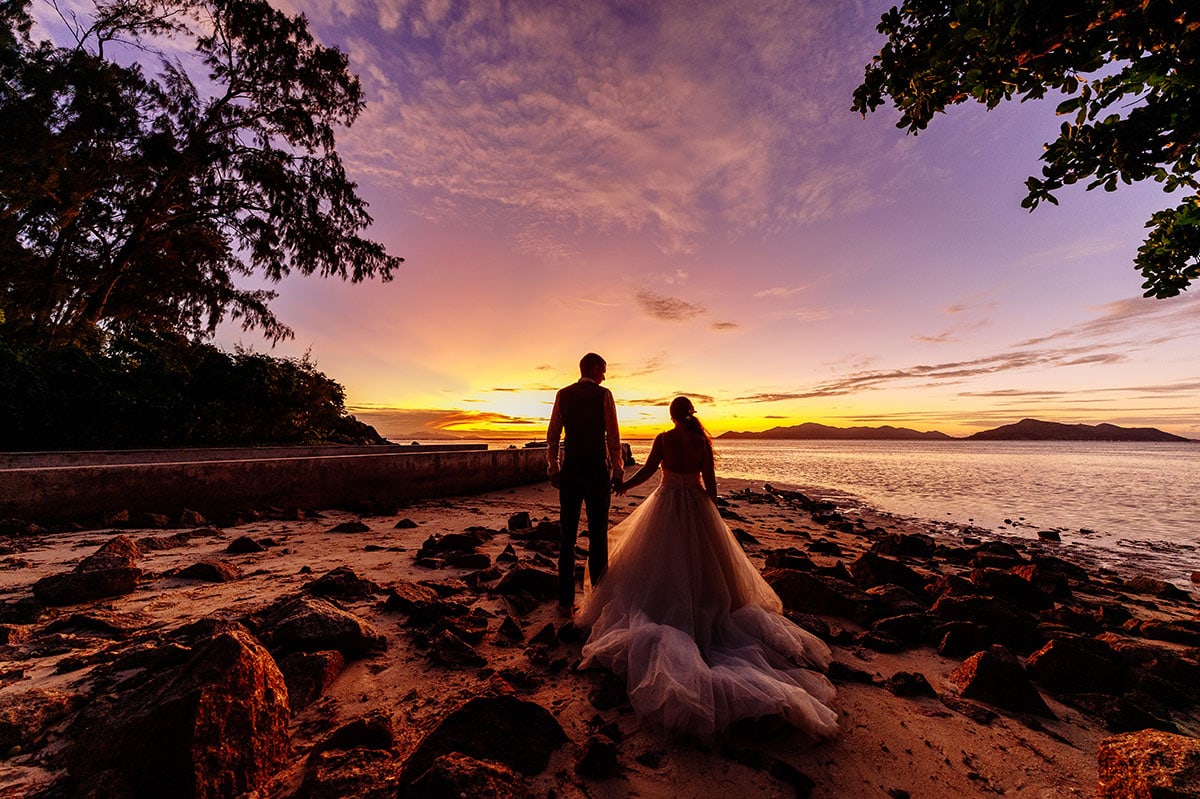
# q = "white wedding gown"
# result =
<box><xmin>577</xmin><ymin>469</ymin><xmax>838</xmax><ymax>741</ymax></box>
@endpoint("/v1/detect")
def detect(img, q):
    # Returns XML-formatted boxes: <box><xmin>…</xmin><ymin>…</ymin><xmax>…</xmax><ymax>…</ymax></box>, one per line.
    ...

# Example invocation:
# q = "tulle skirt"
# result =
<box><xmin>577</xmin><ymin>471</ymin><xmax>838</xmax><ymax>741</ymax></box>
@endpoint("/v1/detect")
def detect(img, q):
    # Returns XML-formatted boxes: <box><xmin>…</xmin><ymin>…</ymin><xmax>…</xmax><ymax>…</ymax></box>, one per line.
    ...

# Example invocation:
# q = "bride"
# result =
<box><xmin>575</xmin><ymin>396</ymin><xmax>837</xmax><ymax>741</ymax></box>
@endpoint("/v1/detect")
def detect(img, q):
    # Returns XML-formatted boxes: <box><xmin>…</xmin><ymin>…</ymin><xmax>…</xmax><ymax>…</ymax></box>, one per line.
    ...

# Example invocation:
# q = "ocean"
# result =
<box><xmin>623</xmin><ymin>438</ymin><xmax>1200</xmax><ymax>584</ymax></box>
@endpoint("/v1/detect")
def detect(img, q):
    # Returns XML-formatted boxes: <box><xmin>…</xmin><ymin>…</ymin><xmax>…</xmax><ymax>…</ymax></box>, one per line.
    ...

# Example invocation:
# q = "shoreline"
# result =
<box><xmin>1</xmin><ymin>474</ymin><xmax>1198</xmax><ymax>797</ymax></box>
<box><xmin>809</xmin><ymin>487</ymin><xmax>1200</xmax><ymax>591</ymax></box>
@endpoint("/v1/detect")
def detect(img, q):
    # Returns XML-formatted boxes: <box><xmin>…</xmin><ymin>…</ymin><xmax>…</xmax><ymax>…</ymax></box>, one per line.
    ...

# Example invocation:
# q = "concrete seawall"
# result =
<box><xmin>0</xmin><ymin>443</ymin><xmax>486</xmax><ymax>469</ymax></box>
<box><xmin>1</xmin><ymin>446</ymin><xmax>548</xmax><ymax>523</ymax></box>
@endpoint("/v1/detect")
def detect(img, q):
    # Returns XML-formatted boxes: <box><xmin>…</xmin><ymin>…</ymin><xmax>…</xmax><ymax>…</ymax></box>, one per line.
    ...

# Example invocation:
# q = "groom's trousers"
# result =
<box><xmin>557</xmin><ymin>463</ymin><xmax>610</xmax><ymax>608</ymax></box>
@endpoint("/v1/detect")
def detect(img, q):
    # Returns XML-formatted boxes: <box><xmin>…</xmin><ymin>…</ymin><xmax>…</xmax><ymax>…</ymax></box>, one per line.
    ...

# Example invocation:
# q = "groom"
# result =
<box><xmin>546</xmin><ymin>352</ymin><xmax>623</xmax><ymax>616</ymax></box>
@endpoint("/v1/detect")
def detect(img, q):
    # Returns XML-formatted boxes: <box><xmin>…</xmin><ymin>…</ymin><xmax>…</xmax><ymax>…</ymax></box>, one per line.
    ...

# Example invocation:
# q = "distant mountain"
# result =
<box><xmin>968</xmin><ymin>418</ymin><xmax>1192</xmax><ymax>442</ymax></box>
<box><xmin>718</xmin><ymin>422</ymin><xmax>955</xmax><ymax>441</ymax></box>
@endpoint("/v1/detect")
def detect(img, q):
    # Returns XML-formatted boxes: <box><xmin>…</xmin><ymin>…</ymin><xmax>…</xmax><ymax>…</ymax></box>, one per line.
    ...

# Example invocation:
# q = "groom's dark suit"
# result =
<box><xmin>547</xmin><ymin>374</ymin><xmax>621</xmax><ymax>610</ymax></box>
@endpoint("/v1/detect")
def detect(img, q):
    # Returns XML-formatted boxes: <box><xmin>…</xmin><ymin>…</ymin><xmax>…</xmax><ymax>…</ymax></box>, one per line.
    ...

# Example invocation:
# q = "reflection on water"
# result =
<box><xmin>624</xmin><ymin>439</ymin><xmax>1199</xmax><ymax>579</ymax></box>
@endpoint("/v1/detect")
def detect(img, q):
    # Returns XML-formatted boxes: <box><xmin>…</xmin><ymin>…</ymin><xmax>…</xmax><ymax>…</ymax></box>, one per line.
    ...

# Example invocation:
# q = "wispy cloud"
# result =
<box><xmin>755</xmin><ymin>286</ymin><xmax>805</xmax><ymax>298</ymax></box>
<box><xmin>635</xmin><ymin>289</ymin><xmax>706</xmax><ymax>321</ymax></box>
<box><xmin>944</xmin><ymin>298</ymin><xmax>997</xmax><ymax>315</ymax></box>
<box><xmin>736</xmin><ymin>344</ymin><xmax>1130</xmax><ymax>403</ymax></box>
<box><xmin>347</xmin><ymin>405</ymin><xmax>544</xmax><ymax>434</ymax></box>
<box><xmin>959</xmin><ymin>379</ymin><xmax>1200</xmax><ymax>400</ymax></box>
<box><xmin>512</xmin><ymin>228</ymin><xmax>580</xmax><ymax>261</ymax></box>
<box><xmin>619</xmin><ymin>354</ymin><xmax>671</xmax><ymax>378</ymax></box>
<box><xmin>321</xmin><ymin>0</ymin><xmax>883</xmax><ymax>254</ymax></box>
<box><xmin>1017</xmin><ymin>294</ymin><xmax>1200</xmax><ymax>347</ymax></box>
<box><xmin>736</xmin><ymin>294</ymin><xmax>1199</xmax><ymax>403</ymax></box>
<box><xmin>913</xmin><ymin>331</ymin><xmax>956</xmax><ymax>345</ymax></box>
<box><xmin>914</xmin><ymin>299</ymin><xmax>996</xmax><ymax>344</ymax></box>
<box><xmin>626</xmin><ymin>393</ymin><xmax>718</xmax><ymax>407</ymax></box>
<box><xmin>711</xmin><ymin>321</ymin><xmax>739</xmax><ymax>331</ymax></box>
<box><xmin>913</xmin><ymin>317</ymin><xmax>991</xmax><ymax>345</ymax></box>
<box><xmin>430</xmin><ymin>410</ymin><xmax>541</xmax><ymax>429</ymax></box>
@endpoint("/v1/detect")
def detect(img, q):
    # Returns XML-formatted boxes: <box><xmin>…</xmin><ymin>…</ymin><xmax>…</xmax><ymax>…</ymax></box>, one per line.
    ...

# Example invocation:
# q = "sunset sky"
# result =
<box><xmin>163</xmin><ymin>0</ymin><xmax>1198</xmax><ymax>438</ymax></box>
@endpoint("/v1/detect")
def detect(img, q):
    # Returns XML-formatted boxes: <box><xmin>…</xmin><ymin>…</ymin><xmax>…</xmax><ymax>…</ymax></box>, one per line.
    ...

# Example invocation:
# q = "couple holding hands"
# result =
<box><xmin>545</xmin><ymin>352</ymin><xmax>837</xmax><ymax>742</ymax></box>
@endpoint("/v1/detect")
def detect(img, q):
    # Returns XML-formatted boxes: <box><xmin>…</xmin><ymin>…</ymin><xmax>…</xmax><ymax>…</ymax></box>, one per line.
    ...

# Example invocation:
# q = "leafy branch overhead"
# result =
<box><xmin>852</xmin><ymin>0</ymin><xmax>1200</xmax><ymax>298</ymax></box>
<box><xmin>0</xmin><ymin>0</ymin><xmax>402</xmax><ymax>348</ymax></box>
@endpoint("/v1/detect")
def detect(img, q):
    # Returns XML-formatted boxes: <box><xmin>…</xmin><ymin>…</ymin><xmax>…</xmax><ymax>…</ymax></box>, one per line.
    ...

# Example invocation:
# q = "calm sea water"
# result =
<box><xmin>621</xmin><ymin>439</ymin><xmax>1200</xmax><ymax>581</ymax></box>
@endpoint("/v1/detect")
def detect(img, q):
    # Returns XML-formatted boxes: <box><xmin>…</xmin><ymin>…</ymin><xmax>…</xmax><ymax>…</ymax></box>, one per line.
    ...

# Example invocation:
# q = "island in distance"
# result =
<box><xmin>718</xmin><ymin>418</ymin><xmax>1194</xmax><ymax>442</ymax></box>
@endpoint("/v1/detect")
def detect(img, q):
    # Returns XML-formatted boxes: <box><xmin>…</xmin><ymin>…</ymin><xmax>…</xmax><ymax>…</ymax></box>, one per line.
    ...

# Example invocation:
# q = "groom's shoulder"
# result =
<box><xmin>561</xmin><ymin>379</ymin><xmax>604</xmax><ymax>394</ymax></box>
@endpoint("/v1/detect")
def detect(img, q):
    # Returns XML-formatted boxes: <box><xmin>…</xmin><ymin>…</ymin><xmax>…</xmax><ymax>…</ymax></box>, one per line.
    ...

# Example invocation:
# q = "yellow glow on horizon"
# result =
<box><xmin>349</xmin><ymin>388</ymin><xmax>1200</xmax><ymax>441</ymax></box>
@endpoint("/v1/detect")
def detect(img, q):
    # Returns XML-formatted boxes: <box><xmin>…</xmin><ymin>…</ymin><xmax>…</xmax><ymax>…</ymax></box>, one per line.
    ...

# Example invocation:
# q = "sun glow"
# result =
<box><xmin>217</xmin><ymin>1</ymin><xmax>1199</xmax><ymax>442</ymax></box>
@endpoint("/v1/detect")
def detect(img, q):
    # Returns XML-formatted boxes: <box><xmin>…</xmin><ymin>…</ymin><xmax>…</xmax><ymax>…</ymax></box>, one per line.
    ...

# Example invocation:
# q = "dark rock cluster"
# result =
<box><xmin>742</xmin><ymin>484</ymin><xmax>1200</xmax><ymax>794</ymax></box>
<box><xmin>0</xmin><ymin>508</ymin><xmax>613</xmax><ymax>798</ymax></box>
<box><xmin>1</xmin><ymin>484</ymin><xmax>1197</xmax><ymax>798</ymax></box>
<box><xmin>758</xmin><ymin>510</ymin><xmax>1200</xmax><ymax>734</ymax></box>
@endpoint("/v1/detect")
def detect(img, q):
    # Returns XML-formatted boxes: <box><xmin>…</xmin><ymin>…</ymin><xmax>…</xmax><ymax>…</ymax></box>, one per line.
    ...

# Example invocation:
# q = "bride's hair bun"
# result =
<box><xmin>669</xmin><ymin>396</ymin><xmax>694</xmax><ymax>421</ymax></box>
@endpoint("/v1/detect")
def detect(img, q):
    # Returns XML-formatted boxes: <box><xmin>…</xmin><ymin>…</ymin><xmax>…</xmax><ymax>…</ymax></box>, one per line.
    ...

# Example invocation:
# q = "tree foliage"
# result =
<box><xmin>852</xmin><ymin>0</ymin><xmax>1200</xmax><ymax>298</ymax></box>
<box><xmin>0</xmin><ymin>0</ymin><xmax>402</xmax><ymax>347</ymax></box>
<box><xmin>0</xmin><ymin>329</ymin><xmax>384</xmax><ymax>449</ymax></box>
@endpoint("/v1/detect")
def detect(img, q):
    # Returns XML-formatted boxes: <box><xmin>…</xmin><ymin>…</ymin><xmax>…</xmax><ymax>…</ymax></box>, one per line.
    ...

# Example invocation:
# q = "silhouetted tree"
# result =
<box><xmin>0</xmin><ymin>0</ymin><xmax>401</xmax><ymax>347</ymax></box>
<box><xmin>853</xmin><ymin>0</ymin><xmax>1199</xmax><ymax>298</ymax></box>
<box><xmin>0</xmin><ymin>330</ymin><xmax>385</xmax><ymax>449</ymax></box>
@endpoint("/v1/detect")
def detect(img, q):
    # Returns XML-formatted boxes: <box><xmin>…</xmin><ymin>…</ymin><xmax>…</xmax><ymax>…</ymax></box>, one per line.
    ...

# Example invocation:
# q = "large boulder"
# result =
<box><xmin>248</xmin><ymin>595</ymin><xmax>386</xmax><ymax>659</ymax></box>
<box><xmin>277</xmin><ymin>650</ymin><xmax>345</xmax><ymax>712</ymax></box>
<box><xmin>848</xmin><ymin>552</ymin><xmax>928</xmax><ymax>596</ymax></box>
<box><xmin>1122</xmin><ymin>619</ymin><xmax>1200</xmax><ymax>647</ymax></box>
<box><xmin>1123</xmin><ymin>575</ymin><xmax>1192</xmax><ymax>600</ymax></box>
<box><xmin>399</xmin><ymin>693</ymin><xmax>567</xmax><ymax>785</ymax></box>
<box><xmin>407</xmin><ymin>752</ymin><xmax>531</xmax><ymax>798</ymax></box>
<box><xmin>295</xmin><ymin>713</ymin><xmax>400</xmax><ymax>799</ymax></box>
<box><xmin>1070</xmin><ymin>693</ymin><xmax>1177</xmax><ymax>734</ymax></box>
<box><xmin>948</xmin><ymin>645</ymin><xmax>1054</xmax><ymax>718</ymax></box>
<box><xmin>934</xmin><ymin>620</ymin><xmax>993</xmax><ymax>658</ymax></box>
<box><xmin>493</xmin><ymin>567</ymin><xmax>559</xmax><ymax>602</ymax></box>
<box><xmin>968</xmin><ymin>568</ymin><xmax>1054</xmax><ymax>611</ymax></box>
<box><xmin>304</xmin><ymin>566</ymin><xmax>381</xmax><ymax>600</ymax></box>
<box><xmin>43</xmin><ymin>609</ymin><xmax>154</xmax><ymax>639</ymax></box>
<box><xmin>870</xmin><ymin>532</ymin><xmax>935</xmax><ymax>558</ymax></box>
<box><xmin>225</xmin><ymin>536</ymin><xmax>266</xmax><ymax>554</ymax></box>
<box><xmin>1011</xmin><ymin>563</ymin><xmax>1073</xmax><ymax>601</ymax></box>
<box><xmin>383</xmin><ymin>580</ymin><xmax>441</xmax><ymax>613</ymax></box>
<box><xmin>870</xmin><ymin>613</ymin><xmax>934</xmax><ymax>646</ymax></box>
<box><xmin>176</xmin><ymin>559</ymin><xmax>241</xmax><ymax>583</ymax></box>
<box><xmin>32</xmin><ymin>535</ymin><xmax>143</xmax><ymax>606</ymax></box>
<box><xmin>296</xmin><ymin>749</ymin><xmax>402</xmax><ymax>799</ymax></box>
<box><xmin>765</xmin><ymin>569</ymin><xmax>876</xmax><ymax>625</ymax></box>
<box><xmin>1025</xmin><ymin>636</ymin><xmax>1131</xmax><ymax>696</ymax></box>
<box><xmin>426</xmin><ymin>629</ymin><xmax>487</xmax><ymax>668</ymax></box>
<box><xmin>1097</xmin><ymin>729</ymin><xmax>1200</xmax><ymax>799</ymax></box>
<box><xmin>864</xmin><ymin>585</ymin><xmax>928</xmax><ymax>618</ymax></box>
<box><xmin>931</xmin><ymin>594</ymin><xmax>1043</xmax><ymax>653</ymax></box>
<box><xmin>968</xmin><ymin>541</ymin><xmax>1026</xmax><ymax>568</ymax></box>
<box><xmin>0</xmin><ymin>689</ymin><xmax>79</xmax><ymax>752</ymax></box>
<box><xmin>60</xmin><ymin>627</ymin><xmax>290</xmax><ymax>799</ymax></box>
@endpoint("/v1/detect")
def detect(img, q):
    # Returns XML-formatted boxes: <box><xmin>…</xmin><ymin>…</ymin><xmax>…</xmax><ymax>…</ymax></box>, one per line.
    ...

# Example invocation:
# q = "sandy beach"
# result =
<box><xmin>1</xmin><ymin>474</ymin><xmax>1198</xmax><ymax>798</ymax></box>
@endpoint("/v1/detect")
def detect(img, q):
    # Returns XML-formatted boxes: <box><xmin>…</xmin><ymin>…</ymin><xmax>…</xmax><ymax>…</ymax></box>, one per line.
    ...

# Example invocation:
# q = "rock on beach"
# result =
<box><xmin>59</xmin><ymin>627</ymin><xmax>290</xmax><ymax>798</ymax></box>
<box><xmin>3</xmin><ymin>476</ymin><xmax>1199</xmax><ymax>799</ymax></box>
<box><xmin>32</xmin><ymin>535</ymin><xmax>143</xmax><ymax>606</ymax></box>
<box><xmin>1097</xmin><ymin>729</ymin><xmax>1200</xmax><ymax>798</ymax></box>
